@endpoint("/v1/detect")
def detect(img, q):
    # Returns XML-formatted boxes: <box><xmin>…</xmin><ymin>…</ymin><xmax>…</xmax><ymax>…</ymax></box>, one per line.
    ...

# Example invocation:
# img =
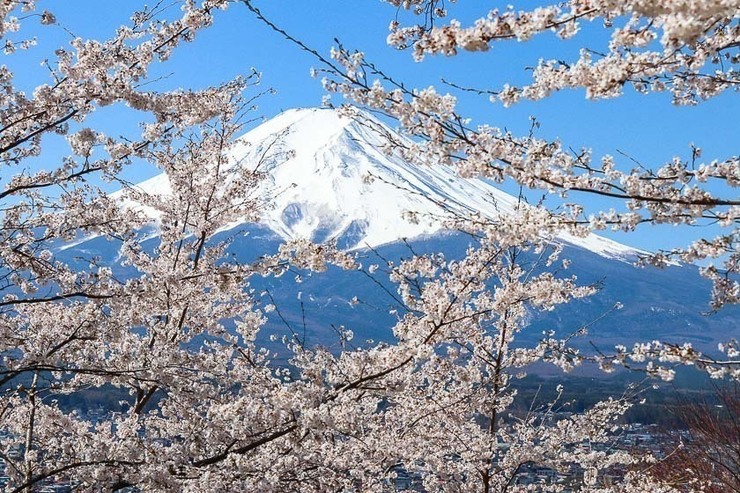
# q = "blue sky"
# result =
<box><xmin>9</xmin><ymin>1</ymin><xmax>739</xmax><ymax>254</ymax></box>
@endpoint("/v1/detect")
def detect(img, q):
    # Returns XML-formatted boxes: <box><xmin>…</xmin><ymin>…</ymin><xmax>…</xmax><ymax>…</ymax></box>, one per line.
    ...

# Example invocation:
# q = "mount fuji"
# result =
<box><xmin>119</xmin><ymin>107</ymin><xmax>638</xmax><ymax>260</ymax></box>
<box><xmin>65</xmin><ymin>107</ymin><xmax>737</xmax><ymax>353</ymax></box>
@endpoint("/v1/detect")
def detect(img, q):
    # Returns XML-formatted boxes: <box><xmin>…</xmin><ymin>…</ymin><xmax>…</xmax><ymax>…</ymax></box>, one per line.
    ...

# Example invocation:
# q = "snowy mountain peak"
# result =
<box><xmin>124</xmin><ymin>106</ymin><xmax>641</xmax><ymax>260</ymax></box>
<box><xmin>240</xmin><ymin>107</ymin><xmax>521</xmax><ymax>249</ymax></box>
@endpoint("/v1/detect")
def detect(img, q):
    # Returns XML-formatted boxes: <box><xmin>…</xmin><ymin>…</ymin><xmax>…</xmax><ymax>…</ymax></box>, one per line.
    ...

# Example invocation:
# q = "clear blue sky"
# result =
<box><xmin>9</xmin><ymin>1</ymin><xmax>739</xmax><ymax>254</ymax></box>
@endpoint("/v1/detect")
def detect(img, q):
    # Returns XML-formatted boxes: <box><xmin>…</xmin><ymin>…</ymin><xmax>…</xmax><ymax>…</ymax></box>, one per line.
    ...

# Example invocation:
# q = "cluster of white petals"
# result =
<box><xmin>385</xmin><ymin>0</ymin><xmax>739</xmax><ymax>104</ymax></box>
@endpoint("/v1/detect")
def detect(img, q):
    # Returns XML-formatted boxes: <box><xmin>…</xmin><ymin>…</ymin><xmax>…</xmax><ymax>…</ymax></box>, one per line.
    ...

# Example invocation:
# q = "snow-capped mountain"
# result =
<box><xmin>122</xmin><ymin>107</ymin><xmax>638</xmax><ymax>260</ymax></box>
<box><xmin>59</xmin><ymin>107</ymin><xmax>737</xmax><ymax>354</ymax></box>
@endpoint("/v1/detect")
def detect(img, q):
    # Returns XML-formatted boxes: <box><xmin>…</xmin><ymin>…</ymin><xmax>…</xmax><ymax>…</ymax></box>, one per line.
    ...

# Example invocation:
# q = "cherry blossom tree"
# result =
<box><xmin>0</xmin><ymin>0</ymin><xmax>736</xmax><ymax>491</ymax></box>
<box><xmin>314</xmin><ymin>0</ymin><xmax>739</xmax><ymax>306</ymax></box>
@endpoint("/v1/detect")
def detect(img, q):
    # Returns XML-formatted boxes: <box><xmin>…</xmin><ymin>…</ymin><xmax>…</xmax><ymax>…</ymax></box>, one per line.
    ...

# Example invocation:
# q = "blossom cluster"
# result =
<box><xmin>385</xmin><ymin>0</ymin><xmax>739</xmax><ymax>105</ymax></box>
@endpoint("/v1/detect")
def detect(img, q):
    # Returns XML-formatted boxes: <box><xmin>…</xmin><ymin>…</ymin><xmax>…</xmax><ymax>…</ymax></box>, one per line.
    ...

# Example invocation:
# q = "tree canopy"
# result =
<box><xmin>0</xmin><ymin>1</ymin><xmax>737</xmax><ymax>491</ymax></box>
